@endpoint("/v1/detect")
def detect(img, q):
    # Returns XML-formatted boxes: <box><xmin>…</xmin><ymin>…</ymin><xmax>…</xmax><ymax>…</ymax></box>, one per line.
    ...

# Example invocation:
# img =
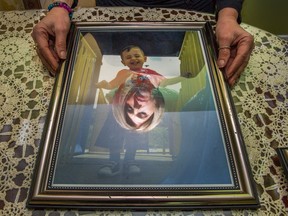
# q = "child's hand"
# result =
<box><xmin>95</xmin><ymin>80</ymin><xmax>109</xmax><ymax>89</ymax></box>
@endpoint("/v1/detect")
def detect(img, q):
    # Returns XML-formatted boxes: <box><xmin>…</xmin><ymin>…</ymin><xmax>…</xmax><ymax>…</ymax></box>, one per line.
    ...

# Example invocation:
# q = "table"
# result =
<box><xmin>0</xmin><ymin>7</ymin><xmax>287</xmax><ymax>215</ymax></box>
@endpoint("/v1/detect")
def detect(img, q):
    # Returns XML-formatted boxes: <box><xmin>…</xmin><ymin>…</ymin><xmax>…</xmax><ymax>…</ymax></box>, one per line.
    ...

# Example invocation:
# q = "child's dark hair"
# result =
<box><xmin>120</xmin><ymin>45</ymin><xmax>145</xmax><ymax>59</ymax></box>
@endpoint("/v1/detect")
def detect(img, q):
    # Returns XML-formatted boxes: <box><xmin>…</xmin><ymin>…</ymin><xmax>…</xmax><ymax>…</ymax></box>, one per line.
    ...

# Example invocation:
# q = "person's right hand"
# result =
<box><xmin>31</xmin><ymin>7</ymin><xmax>71</xmax><ymax>75</ymax></box>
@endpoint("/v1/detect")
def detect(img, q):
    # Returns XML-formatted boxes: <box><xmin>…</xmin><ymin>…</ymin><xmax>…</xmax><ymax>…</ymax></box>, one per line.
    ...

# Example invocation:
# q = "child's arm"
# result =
<box><xmin>95</xmin><ymin>69</ymin><xmax>130</xmax><ymax>89</ymax></box>
<box><xmin>159</xmin><ymin>76</ymin><xmax>186</xmax><ymax>87</ymax></box>
<box><xmin>159</xmin><ymin>72</ymin><xmax>192</xmax><ymax>87</ymax></box>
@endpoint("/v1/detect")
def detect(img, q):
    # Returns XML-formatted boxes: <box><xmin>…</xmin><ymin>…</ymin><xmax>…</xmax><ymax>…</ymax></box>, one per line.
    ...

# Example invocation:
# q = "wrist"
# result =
<box><xmin>218</xmin><ymin>8</ymin><xmax>239</xmax><ymax>22</ymax></box>
<box><xmin>48</xmin><ymin>1</ymin><xmax>75</xmax><ymax>20</ymax></box>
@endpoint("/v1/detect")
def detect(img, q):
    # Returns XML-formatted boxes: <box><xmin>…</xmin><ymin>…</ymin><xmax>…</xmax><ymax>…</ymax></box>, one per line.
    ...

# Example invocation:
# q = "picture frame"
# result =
<box><xmin>27</xmin><ymin>21</ymin><xmax>259</xmax><ymax>209</ymax></box>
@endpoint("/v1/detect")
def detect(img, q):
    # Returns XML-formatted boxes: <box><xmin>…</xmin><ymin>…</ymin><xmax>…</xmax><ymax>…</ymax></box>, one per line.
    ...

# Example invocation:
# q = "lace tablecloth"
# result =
<box><xmin>0</xmin><ymin>7</ymin><xmax>288</xmax><ymax>216</ymax></box>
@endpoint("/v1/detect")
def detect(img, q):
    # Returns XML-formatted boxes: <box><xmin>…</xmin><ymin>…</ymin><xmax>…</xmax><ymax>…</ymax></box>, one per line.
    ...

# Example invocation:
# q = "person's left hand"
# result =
<box><xmin>216</xmin><ymin>9</ymin><xmax>254</xmax><ymax>86</ymax></box>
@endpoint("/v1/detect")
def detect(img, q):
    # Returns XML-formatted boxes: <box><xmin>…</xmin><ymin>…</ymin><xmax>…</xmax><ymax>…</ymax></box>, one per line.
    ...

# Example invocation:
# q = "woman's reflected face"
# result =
<box><xmin>125</xmin><ymin>90</ymin><xmax>156</xmax><ymax>128</ymax></box>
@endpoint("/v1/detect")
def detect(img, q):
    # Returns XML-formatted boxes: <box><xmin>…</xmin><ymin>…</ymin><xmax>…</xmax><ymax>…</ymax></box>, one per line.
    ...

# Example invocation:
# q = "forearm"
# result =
<box><xmin>51</xmin><ymin>0</ymin><xmax>74</xmax><ymax>7</ymax></box>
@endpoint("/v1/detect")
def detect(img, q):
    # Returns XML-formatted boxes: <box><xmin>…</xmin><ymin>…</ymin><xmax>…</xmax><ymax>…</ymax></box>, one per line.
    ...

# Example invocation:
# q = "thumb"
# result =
<box><xmin>217</xmin><ymin>46</ymin><xmax>231</xmax><ymax>68</ymax></box>
<box><xmin>217</xmin><ymin>42</ymin><xmax>231</xmax><ymax>68</ymax></box>
<box><xmin>55</xmin><ymin>30</ymin><xmax>68</xmax><ymax>59</ymax></box>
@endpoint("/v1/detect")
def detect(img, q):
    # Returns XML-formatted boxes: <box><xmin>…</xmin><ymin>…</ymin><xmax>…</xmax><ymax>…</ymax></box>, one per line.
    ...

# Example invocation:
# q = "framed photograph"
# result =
<box><xmin>28</xmin><ymin>22</ymin><xmax>259</xmax><ymax>209</ymax></box>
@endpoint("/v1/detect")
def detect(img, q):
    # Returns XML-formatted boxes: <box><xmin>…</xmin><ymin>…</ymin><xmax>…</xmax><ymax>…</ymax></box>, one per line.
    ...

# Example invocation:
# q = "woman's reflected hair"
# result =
<box><xmin>112</xmin><ymin>82</ymin><xmax>165</xmax><ymax>132</ymax></box>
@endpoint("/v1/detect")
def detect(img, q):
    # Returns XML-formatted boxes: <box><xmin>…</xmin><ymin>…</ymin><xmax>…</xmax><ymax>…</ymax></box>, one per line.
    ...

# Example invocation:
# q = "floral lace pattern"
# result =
<box><xmin>0</xmin><ymin>7</ymin><xmax>288</xmax><ymax>216</ymax></box>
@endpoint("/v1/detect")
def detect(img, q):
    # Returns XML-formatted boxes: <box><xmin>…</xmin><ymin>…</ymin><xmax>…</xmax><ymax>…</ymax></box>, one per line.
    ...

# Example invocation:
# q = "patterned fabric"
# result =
<box><xmin>0</xmin><ymin>6</ymin><xmax>288</xmax><ymax>215</ymax></box>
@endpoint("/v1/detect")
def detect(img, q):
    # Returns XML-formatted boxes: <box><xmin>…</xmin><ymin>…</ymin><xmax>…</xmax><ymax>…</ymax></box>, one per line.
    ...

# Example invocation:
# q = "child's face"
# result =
<box><xmin>125</xmin><ymin>90</ymin><xmax>156</xmax><ymax>128</ymax></box>
<box><xmin>121</xmin><ymin>48</ymin><xmax>147</xmax><ymax>71</ymax></box>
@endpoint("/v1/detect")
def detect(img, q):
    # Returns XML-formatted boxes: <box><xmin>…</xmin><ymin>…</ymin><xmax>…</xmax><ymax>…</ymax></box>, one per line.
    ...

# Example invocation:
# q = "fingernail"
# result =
<box><xmin>218</xmin><ymin>60</ymin><xmax>225</xmax><ymax>68</ymax></box>
<box><xmin>60</xmin><ymin>51</ymin><xmax>66</xmax><ymax>59</ymax></box>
